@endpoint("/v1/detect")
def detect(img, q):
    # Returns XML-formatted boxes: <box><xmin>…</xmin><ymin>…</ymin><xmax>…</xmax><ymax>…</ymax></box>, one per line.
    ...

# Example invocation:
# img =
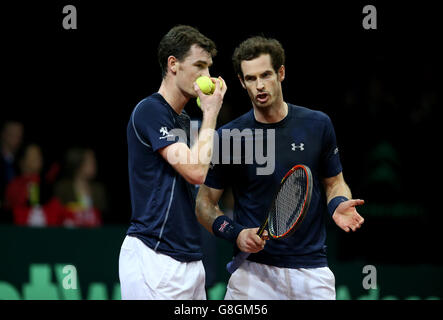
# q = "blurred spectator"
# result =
<box><xmin>54</xmin><ymin>148</ymin><xmax>107</xmax><ymax>227</ymax></box>
<box><xmin>4</xmin><ymin>143</ymin><xmax>64</xmax><ymax>226</ymax></box>
<box><xmin>0</xmin><ymin>121</ymin><xmax>24</xmax><ymax>222</ymax></box>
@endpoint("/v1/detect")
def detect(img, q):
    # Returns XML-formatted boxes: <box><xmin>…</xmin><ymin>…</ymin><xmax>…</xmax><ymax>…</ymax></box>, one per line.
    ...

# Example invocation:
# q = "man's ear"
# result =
<box><xmin>278</xmin><ymin>65</ymin><xmax>285</xmax><ymax>82</ymax></box>
<box><xmin>238</xmin><ymin>74</ymin><xmax>246</xmax><ymax>89</ymax></box>
<box><xmin>168</xmin><ymin>56</ymin><xmax>178</xmax><ymax>74</ymax></box>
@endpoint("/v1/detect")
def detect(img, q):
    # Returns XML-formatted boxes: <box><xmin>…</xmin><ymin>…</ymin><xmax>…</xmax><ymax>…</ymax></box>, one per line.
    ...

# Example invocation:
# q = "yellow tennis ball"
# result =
<box><xmin>195</xmin><ymin>77</ymin><xmax>223</xmax><ymax>108</ymax></box>
<box><xmin>210</xmin><ymin>79</ymin><xmax>223</xmax><ymax>94</ymax></box>
<box><xmin>196</xmin><ymin>76</ymin><xmax>213</xmax><ymax>95</ymax></box>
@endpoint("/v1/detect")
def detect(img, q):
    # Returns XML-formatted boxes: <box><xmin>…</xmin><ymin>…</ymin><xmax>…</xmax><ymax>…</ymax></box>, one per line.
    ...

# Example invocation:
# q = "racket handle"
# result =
<box><xmin>226</xmin><ymin>251</ymin><xmax>250</xmax><ymax>274</ymax></box>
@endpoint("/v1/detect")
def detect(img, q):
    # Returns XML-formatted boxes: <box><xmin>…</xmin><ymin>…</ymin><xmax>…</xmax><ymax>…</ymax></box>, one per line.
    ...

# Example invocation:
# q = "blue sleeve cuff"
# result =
<box><xmin>327</xmin><ymin>196</ymin><xmax>349</xmax><ymax>217</ymax></box>
<box><xmin>212</xmin><ymin>216</ymin><xmax>244</xmax><ymax>243</ymax></box>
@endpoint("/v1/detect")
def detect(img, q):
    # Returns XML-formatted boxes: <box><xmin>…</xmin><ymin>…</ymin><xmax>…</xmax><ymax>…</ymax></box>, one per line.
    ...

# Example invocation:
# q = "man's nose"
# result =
<box><xmin>201</xmin><ymin>69</ymin><xmax>211</xmax><ymax>78</ymax></box>
<box><xmin>256</xmin><ymin>79</ymin><xmax>265</xmax><ymax>90</ymax></box>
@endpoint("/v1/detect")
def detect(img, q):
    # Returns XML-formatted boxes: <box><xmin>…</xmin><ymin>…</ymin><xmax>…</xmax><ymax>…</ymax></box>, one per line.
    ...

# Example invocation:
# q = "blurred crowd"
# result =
<box><xmin>0</xmin><ymin>120</ymin><xmax>108</xmax><ymax>228</ymax></box>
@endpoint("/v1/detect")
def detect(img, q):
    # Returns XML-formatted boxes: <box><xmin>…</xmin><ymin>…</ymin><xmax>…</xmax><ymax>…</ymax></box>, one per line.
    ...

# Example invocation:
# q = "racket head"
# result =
<box><xmin>267</xmin><ymin>164</ymin><xmax>313</xmax><ymax>239</ymax></box>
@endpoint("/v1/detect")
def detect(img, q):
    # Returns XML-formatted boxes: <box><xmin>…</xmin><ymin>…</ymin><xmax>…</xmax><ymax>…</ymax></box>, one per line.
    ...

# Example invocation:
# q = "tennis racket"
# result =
<box><xmin>226</xmin><ymin>164</ymin><xmax>313</xmax><ymax>274</ymax></box>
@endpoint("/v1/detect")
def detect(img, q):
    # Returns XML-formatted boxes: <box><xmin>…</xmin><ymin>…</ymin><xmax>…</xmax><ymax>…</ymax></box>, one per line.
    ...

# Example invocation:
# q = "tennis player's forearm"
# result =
<box><xmin>327</xmin><ymin>183</ymin><xmax>351</xmax><ymax>203</ymax></box>
<box><xmin>200</xmin><ymin>109</ymin><xmax>218</xmax><ymax>131</ymax></box>
<box><xmin>196</xmin><ymin>199</ymin><xmax>224</xmax><ymax>234</ymax></box>
<box><xmin>324</xmin><ymin>178</ymin><xmax>352</xmax><ymax>203</ymax></box>
<box><xmin>196</xmin><ymin>185</ymin><xmax>225</xmax><ymax>234</ymax></box>
<box><xmin>188</xmin><ymin>111</ymin><xmax>218</xmax><ymax>173</ymax></box>
<box><xmin>323</xmin><ymin>173</ymin><xmax>352</xmax><ymax>203</ymax></box>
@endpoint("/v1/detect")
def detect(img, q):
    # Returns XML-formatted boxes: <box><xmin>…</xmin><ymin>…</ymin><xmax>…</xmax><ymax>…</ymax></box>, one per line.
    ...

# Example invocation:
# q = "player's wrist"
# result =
<box><xmin>200</xmin><ymin>111</ymin><xmax>218</xmax><ymax>129</ymax></box>
<box><xmin>212</xmin><ymin>215</ymin><xmax>244</xmax><ymax>243</ymax></box>
<box><xmin>202</xmin><ymin>108</ymin><xmax>220</xmax><ymax>120</ymax></box>
<box><xmin>328</xmin><ymin>196</ymin><xmax>348</xmax><ymax>217</ymax></box>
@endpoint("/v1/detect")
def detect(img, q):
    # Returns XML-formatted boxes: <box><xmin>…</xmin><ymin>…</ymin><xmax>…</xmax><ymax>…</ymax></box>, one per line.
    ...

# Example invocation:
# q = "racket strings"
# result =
<box><xmin>269</xmin><ymin>169</ymin><xmax>307</xmax><ymax>237</ymax></box>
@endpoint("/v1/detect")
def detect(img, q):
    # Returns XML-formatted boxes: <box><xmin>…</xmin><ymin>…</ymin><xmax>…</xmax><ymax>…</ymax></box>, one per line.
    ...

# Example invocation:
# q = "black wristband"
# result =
<box><xmin>328</xmin><ymin>196</ymin><xmax>349</xmax><ymax>217</ymax></box>
<box><xmin>212</xmin><ymin>216</ymin><xmax>244</xmax><ymax>243</ymax></box>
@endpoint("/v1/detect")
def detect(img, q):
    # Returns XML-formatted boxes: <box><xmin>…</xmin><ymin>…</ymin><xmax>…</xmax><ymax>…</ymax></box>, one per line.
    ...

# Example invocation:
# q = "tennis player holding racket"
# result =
<box><xmin>119</xmin><ymin>25</ymin><xmax>227</xmax><ymax>299</ymax></box>
<box><xmin>196</xmin><ymin>36</ymin><xmax>364</xmax><ymax>299</ymax></box>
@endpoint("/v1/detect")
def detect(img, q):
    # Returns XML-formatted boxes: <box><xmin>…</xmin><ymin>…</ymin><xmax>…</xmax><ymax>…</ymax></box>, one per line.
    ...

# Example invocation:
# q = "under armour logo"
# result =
<box><xmin>291</xmin><ymin>142</ymin><xmax>304</xmax><ymax>151</ymax></box>
<box><xmin>160</xmin><ymin>127</ymin><xmax>169</xmax><ymax>136</ymax></box>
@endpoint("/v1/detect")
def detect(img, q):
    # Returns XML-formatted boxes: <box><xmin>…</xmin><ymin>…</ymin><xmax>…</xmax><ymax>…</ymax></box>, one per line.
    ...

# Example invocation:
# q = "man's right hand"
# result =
<box><xmin>194</xmin><ymin>76</ymin><xmax>227</xmax><ymax>116</ymax></box>
<box><xmin>236</xmin><ymin>228</ymin><xmax>269</xmax><ymax>253</ymax></box>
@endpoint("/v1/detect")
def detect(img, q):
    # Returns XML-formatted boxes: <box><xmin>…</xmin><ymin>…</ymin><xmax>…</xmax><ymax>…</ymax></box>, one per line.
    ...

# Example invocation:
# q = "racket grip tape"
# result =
<box><xmin>226</xmin><ymin>251</ymin><xmax>250</xmax><ymax>274</ymax></box>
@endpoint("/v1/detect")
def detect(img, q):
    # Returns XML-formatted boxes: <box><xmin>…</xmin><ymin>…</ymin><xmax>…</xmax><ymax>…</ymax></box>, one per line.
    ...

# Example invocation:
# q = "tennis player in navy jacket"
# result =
<box><xmin>119</xmin><ymin>25</ymin><xmax>227</xmax><ymax>300</ymax></box>
<box><xmin>196</xmin><ymin>36</ymin><xmax>364</xmax><ymax>300</ymax></box>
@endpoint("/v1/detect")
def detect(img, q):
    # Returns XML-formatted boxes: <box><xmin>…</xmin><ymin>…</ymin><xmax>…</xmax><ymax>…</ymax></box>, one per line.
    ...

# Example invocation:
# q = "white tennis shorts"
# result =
<box><xmin>225</xmin><ymin>260</ymin><xmax>335</xmax><ymax>300</ymax></box>
<box><xmin>119</xmin><ymin>235</ymin><xmax>206</xmax><ymax>300</ymax></box>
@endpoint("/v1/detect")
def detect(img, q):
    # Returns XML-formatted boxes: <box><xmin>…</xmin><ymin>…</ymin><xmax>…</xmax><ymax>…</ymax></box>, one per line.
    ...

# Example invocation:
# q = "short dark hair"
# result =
<box><xmin>158</xmin><ymin>25</ymin><xmax>217</xmax><ymax>79</ymax></box>
<box><xmin>232</xmin><ymin>36</ymin><xmax>285</xmax><ymax>79</ymax></box>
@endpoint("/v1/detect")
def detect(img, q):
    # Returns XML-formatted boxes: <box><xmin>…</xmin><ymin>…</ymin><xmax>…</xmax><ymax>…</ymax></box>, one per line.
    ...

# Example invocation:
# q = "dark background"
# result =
<box><xmin>2</xmin><ymin>2</ymin><xmax>441</xmax><ymax>266</ymax></box>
